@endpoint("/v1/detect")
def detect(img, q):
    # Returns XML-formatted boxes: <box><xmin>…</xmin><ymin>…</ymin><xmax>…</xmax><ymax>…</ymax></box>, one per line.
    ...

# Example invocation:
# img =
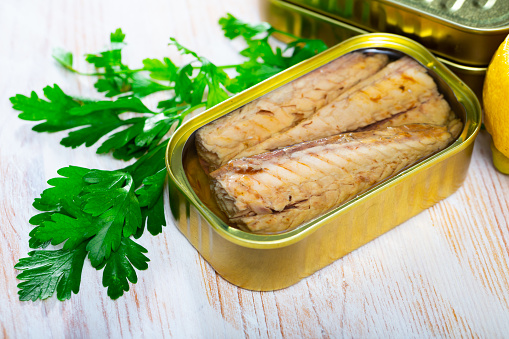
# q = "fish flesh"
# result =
<box><xmin>195</xmin><ymin>52</ymin><xmax>389</xmax><ymax>171</ymax></box>
<box><xmin>211</xmin><ymin>122</ymin><xmax>461</xmax><ymax>233</ymax></box>
<box><xmin>196</xmin><ymin>52</ymin><xmax>389</xmax><ymax>171</ymax></box>
<box><xmin>242</xmin><ymin>57</ymin><xmax>442</xmax><ymax>157</ymax></box>
<box><xmin>358</xmin><ymin>94</ymin><xmax>454</xmax><ymax>131</ymax></box>
<box><xmin>234</xmin><ymin>57</ymin><xmax>440</xmax><ymax>160</ymax></box>
<box><xmin>210</xmin><ymin>122</ymin><xmax>462</xmax><ymax>234</ymax></box>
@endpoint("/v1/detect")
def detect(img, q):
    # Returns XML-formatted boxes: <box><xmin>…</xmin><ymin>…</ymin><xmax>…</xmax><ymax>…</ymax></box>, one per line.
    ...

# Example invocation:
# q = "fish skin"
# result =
<box><xmin>235</xmin><ymin>57</ymin><xmax>439</xmax><ymax>159</ymax></box>
<box><xmin>195</xmin><ymin>52</ymin><xmax>389</xmax><ymax>171</ymax></box>
<box><xmin>210</xmin><ymin>123</ymin><xmax>461</xmax><ymax>234</ymax></box>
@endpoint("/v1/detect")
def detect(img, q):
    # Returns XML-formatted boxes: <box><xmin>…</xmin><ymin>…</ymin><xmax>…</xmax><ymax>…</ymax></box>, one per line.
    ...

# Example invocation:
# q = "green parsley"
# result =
<box><xmin>12</xmin><ymin>14</ymin><xmax>327</xmax><ymax>301</ymax></box>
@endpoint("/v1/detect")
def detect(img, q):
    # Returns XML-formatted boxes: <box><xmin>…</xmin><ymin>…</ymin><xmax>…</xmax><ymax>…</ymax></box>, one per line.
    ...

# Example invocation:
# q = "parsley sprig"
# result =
<box><xmin>12</xmin><ymin>14</ymin><xmax>327</xmax><ymax>301</ymax></box>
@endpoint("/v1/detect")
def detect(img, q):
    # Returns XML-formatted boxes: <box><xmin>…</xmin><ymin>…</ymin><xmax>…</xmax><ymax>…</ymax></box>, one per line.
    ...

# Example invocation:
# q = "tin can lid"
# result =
<box><xmin>401</xmin><ymin>0</ymin><xmax>509</xmax><ymax>28</ymax></box>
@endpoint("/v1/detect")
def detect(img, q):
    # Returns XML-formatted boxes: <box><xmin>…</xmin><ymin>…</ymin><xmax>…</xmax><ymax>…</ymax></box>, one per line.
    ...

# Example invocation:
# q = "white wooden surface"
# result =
<box><xmin>1</xmin><ymin>1</ymin><xmax>509</xmax><ymax>338</ymax></box>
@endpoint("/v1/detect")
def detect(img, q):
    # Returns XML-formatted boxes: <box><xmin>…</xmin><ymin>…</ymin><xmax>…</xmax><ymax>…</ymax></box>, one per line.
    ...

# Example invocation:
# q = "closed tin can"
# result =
<box><xmin>166</xmin><ymin>34</ymin><xmax>481</xmax><ymax>291</ymax></box>
<box><xmin>275</xmin><ymin>0</ymin><xmax>509</xmax><ymax>66</ymax></box>
<box><xmin>264</xmin><ymin>0</ymin><xmax>490</xmax><ymax>98</ymax></box>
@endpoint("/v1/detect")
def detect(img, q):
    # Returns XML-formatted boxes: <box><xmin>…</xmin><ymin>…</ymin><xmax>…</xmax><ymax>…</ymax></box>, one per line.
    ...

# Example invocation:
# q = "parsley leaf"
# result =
<box><xmin>220</xmin><ymin>13</ymin><xmax>328</xmax><ymax>92</ymax></box>
<box><xmin>69</xmin><ymin>96</ymin><xmax>153</xmax><ymax>115</ymax></box>
<box><xmin>27</xmin><ymin>166</ymin><xmax>91</xmax><ymax>250</ymax></box>
<box><xmin>82</xmin><ymin>28</ymin><xmax>172</xmax><ymax>98</ymax></box>
<box><xmin>130</xmin><ymin>73</ymin><xmax>173</xmax><ymax>97</ymax></box>
<box><xmin>32</xmin><ymin>166</ymin><xmax>90</xmax><ymax>212</ymax></box>
<box><xmin>11</xmin><ymin>85</ymin><xmax>83</xmax><ymax>132</ymax></box>
<box><xmin>126</xmin><ymin>142</ymin><xmax>168</xmax><ymax>237</ymax></box>
<box><xmin>219</xmin><ymin>13</ymin><xmax>271</xmax><ymax>39</ymax></box>
<box><xmin>15</xmin><ymin>242</ymin><xmax>88</xmax><ymax>301</ymax></box>
<box><xmin>11</xmin><ymin>90</ymin><xmax>172</xmax><ymax>157</ymax></box>
<box><xmin>136</xmin><ymin>168</ymin><xmax>167</xmax><ymax>236</ymax></box>
<box><xmin>168</xmin><ymin>38</ymin><xmax>231</xmax><ymax>108</ymax></box>
<box><xmin>10</xmin><ymin>86</ymin><xmax>129</xmax><ymax>149</ymax></box>
<box><xmin>143</xmin><ymin>57</ymin><xmax>178</xmax><ymax>81</ymax></box>
<box><xmin>286</xmin><ymin>38</ymin><xmax>329</xmax><ymax>65</ymax></box>
<box><xmin>19</xmin><ymin>164</ymin><xmax>152</xmax><ymax>300</ymax></box>
<box><xmin>30</xmin><ymin>199</ymin><xmax>100</xmax><ymax>250</ymax></box>
<box><xmin>52</xmin><ymin>48</ymin><xmax>74</xmax><ymax>71</ymax></box>
<box><xmin>81</xmin><ymin>170</ymin><xmax>142</xmax><ymax>266</ymax></box>
<box><xmin>110</xmin><ymin>28</ymin><xmax>126</xmax><ymax>43</ymax></box>
<box><xmin>85</xmin><ymin>29</ymin><xmax>129</xmax><ymax>97</ymax></box>
<box><xmin>97</xmin><ymin>237</ymin><xmax>149</xmax><ymax>300</ymax></box>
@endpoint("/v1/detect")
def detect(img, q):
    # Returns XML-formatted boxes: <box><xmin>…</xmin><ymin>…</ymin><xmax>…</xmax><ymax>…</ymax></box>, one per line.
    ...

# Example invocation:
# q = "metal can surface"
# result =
<box><xmin>276</xmin><ymin>0</ymin><xmax>509</xmax><ymax>66</ymax></box>
<box><xmin>165</xmin><ymin>34</ymin><xmax>481</xmax><ymax>291</ymax></box>
<box><xmin>264</xmin><ymin>0</ymin><xmax>490</xmax><ymax>98</ymax></box>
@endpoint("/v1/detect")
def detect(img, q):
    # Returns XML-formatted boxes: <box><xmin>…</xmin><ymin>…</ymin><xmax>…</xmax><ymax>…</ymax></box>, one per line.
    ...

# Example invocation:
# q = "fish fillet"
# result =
<box><xmin>235</xmin><ymin>57</ymin><xmax>439</xmax><ymax>159</ymax></box>
<box><xmin>210</xmin><ymin>122</ymin><xmax>461</xmax><ymax>234</ymax></box>
<box><xmin>358</xmin><ymin>94</ymin><xmax>454</xmax><ymax>131</ymax></box>
<box><xmin>196</xmin><ymin>52</ymin><xmax>389</xmax><ymax>171</ymax></box>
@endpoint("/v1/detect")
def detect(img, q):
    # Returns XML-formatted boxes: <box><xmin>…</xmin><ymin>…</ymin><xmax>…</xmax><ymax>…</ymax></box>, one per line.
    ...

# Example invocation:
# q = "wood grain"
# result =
<box><xmin>1</xmin><ymin>0</ymin><xmax>508</xmax><ymax>337</ymax></box>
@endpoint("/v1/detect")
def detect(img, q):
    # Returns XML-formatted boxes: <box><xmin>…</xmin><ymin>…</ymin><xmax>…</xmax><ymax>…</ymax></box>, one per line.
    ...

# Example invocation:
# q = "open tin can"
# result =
<box><xmin>263</xmin><ymin>0</ymin><xmax>508</xmax><ymax>98</ymax></box>
<box><xmin>166</xmin><ymin>34</ymin><xmax>481</xmax><ymax>291</ymax></box>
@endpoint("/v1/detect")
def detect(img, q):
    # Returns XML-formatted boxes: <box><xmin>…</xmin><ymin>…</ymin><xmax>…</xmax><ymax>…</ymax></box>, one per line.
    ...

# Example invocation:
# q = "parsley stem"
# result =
<box><xmin>271</xmin><ymin>28</ymin><xmax>302</xmax><ymax>41</ymax></box>
<box><xmin>67</xmin><ymin>63</ymin><xmax>240</xmax><ymax>78</ymax></box>
<box><xmin>217</xmin><ymin>64</ymin><xmax>242</xmax><ymax>70</ymax></box>
<box><xmin>185</xmin><ymin>102</ymin><xmax>206</xmax><ymax>112</ymax></box>
<box><xmin>162</xmin><ymin>102</ymin><xmax>206</xmax><ymax>116</ymax></box>
<box><xmin>62</xmin><ymin>65</ymin><xmax>145</xmax><ymax>77</ymax></box>
<box><xmin>121</xmin><ymin>117</ymin><xmax>147</xmax><ymax>125</ymax></box>
<box><xmin>190</xmin><ymin>64</ymin><xmax>241</xmax><ymax>70</ymax></box>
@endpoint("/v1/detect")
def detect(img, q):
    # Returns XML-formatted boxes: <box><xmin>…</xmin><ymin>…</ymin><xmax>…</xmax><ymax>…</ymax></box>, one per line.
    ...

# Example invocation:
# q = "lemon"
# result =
<box><xmin>483</xmin><ymin>34</ymin><xmax>509</xmax><ymax>174</ymax></box>
<box><xmin>491</xmin><ymin>140</ymin><xmax>509</xmax><ymax>173</ymax></box>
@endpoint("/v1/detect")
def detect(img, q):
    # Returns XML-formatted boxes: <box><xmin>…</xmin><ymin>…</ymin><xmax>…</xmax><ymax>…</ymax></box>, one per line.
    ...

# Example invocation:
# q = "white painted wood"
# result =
<box><xmin>1</xmin><ymin>0</ymin><xmax>508</xmax><ymax>337</ymax></box>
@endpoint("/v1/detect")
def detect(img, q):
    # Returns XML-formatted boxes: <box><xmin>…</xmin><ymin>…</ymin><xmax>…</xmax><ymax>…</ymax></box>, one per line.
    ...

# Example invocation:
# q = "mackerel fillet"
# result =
<box><xmin>210</xmin><ymin>122</ymin><xmax>461</xmax><ymax>234</ymax></box>
<box><xmin>235</xmin><ymin>57</ymin><xmax>441</xmax><ymax>160</ymax></box>
<box><xmin>196</xmin><ymin>52</ymin><xmax>389</xmax><ymax>171</ymax></box>
<box><xmin>358</xmin><ymin>94</ymin><xmax>454</xmax><ymax>131</ymax></box>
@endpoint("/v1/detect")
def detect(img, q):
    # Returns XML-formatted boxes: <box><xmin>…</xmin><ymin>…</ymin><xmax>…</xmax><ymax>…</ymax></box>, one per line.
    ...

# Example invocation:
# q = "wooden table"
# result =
<box><xmin>1</xmin><ymin>1</ymin><xmax>508</xmax><ymax>337</ymax></box>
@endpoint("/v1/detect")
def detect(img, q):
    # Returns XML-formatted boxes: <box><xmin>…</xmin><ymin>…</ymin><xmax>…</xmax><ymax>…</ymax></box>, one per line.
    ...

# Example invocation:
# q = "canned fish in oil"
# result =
<box><xmin>165</xmin><ymin>34</ymin><xmax>481</xmax><ymax>291</ymax></box>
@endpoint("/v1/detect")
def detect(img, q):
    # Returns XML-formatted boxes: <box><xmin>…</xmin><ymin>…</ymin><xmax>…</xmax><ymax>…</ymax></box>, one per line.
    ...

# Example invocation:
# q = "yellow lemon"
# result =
<box><xmin>483</xmin><ymin>34</ymin><xmax>509</xmax><ymax>174</ymax></box>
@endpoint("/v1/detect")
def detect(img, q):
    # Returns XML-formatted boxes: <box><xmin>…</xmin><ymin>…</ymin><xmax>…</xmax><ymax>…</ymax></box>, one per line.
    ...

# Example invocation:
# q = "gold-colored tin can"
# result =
<box><xmin>166</xmin><ymin>34</ymin><xmax>481</xmax><ymax>291</ymax></box>
<box><xmin>264</xmin><ymin>0</ymin><xmax>491</xmax><ymax>99</ymax></box>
